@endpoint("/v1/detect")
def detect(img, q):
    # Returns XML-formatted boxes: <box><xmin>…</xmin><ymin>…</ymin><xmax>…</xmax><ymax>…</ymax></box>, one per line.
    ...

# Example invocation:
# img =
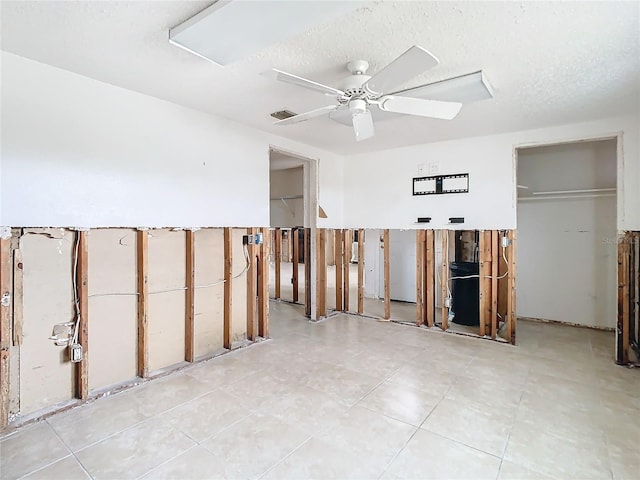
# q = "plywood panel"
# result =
<box><xmin>88</xmin><ymin>229</ymin><xmax>137</xmax><ymax>391</ymax></box>
<box><xmin>20</xmin><ymin>229</ymin><xmax>74</xmax><ymax>414</ymax></box>
<box><xmin>148</xmin><ymin>229</ymin><xmax>186</xmax><ymax>372</ymax></box>
<box><xmin>231</xmin><ymin>229</ymin><xmax>247</xmax><ymax>343</ymax></box>
<box><xmin>193</xmin><ymin>229</ymin><xmax>225</xmax><ymax>357</ymax></box>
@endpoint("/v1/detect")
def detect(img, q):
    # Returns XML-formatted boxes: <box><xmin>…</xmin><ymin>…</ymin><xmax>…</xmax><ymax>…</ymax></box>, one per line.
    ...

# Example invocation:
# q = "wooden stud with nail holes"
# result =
<box><xmin>383</xmin><ymin>229</ymin><xmax>390</xmax><ymax>320</ymax></box>
<box><xmin>304</xmin><ymin>228</ymin><xmax>311</xmax><ymax>317</ymax></box>
<box><xmin>246</xmin><ymin>228</ymin><xmax>258</xmax><ymax>341</ymax></box>
<box><xmin>344</xmin><ymin>230</ymin><xmax>351</xmax><ymax>312</ymax></box>
<box><xmin>223</xmin><ymin>228</ymin><xmax>233</xmax><ymax>349</ymax></box>
<box><xmin>75</xmin><ymin>231</ymin><xmax>89</xmax><ymax>400</ymax></box>
<box><xmin>258</xmin><ymin>227</ymin><xmax>270</xmax><ymax>338</ymax></box>
<box><xmin>12</xmin><ymin>248</ymin><xmax>23</xmax><ymax>346</ymax></box>
<box><xmin>441</xmin><ymin>231</ymin><xmax>449</xmax><ymax>331</ymax></box>
<box><xmin>416</xmin><ymin>230</ymin><xmax>425</xmax><ymax>326</ymax></box>
<box><xmin>335</xmin><ymin>229</ymin><xmax>343</xmax><ymax>311</ymax></box>
<box><xmin>357</xmin><ymin>229</ymin><xmax>364</xmax><ymax>315</ymax></box>
<box><xmin>506</xmin><ymin>230</ymin><xmax>517</xmax><ymax>345</ymax></box>
<box><xmin>491</xmin><ymin>230</ymin><xmax>499</xmax><ymax>339</ymax></box>
<box><xmin>274</xmin><ymin>228</ymin><xmax>281</xmax><ymax>299</ymax></box>
<box><xmin>617</xmin><ymin>233</ymin><xmax>630</xmax><ymax>364</ymax></box>
<box><xmin>479</xmin><ymin>231</ymin><xmax>490</xmax><ymax>337</ymax></box>
<box><xmin>137</xmin><ymin>230</ymin><xmax>149</xmax><ymax>378</ymax></box>
<box><xmin>185</xmin><ymin>230</ymin><xmax>195</xmax><ymax>362</ymax></box>
<box><xmin>425</xmin><ymin>230</ymin><xmax>435</xmax><ymax>327</ymax></box>
<box><xmin>1</xmin><ymin>237</ymin><xmax>12</xmax><ymax>429</ymax></box>
<box><xmin>316</xmin><ymin>229</ymin><xmax>327</xmax><ymax>318</ymax></box>
<box><xmin>292</xmin><ymin>228</ymin><xmax>299</xmax><ymax>303</ymax></box>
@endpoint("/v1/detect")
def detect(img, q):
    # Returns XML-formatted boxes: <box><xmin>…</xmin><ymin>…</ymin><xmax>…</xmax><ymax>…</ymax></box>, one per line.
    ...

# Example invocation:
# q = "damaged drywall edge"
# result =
<box><xmin>0</xmin><ymin>227</ymin><xmax>11</xmax><ymax>239</ymax></box>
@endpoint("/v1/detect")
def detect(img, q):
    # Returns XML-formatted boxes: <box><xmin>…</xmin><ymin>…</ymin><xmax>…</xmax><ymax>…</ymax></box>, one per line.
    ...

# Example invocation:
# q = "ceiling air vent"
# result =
<box><xmin>270</xmin><ymin>110</ymin><xmax>297</xmax><ymax>121</ymax></box>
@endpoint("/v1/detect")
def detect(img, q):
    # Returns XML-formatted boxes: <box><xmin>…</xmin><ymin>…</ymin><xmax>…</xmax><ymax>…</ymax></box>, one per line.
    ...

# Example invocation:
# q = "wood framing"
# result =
<box><xmin>343</xmin><ymin>229</ymin><xmax>352</xmax><ymax>312</ymax></box>
<box><xmin>425</xmin><ymin>230</ymin><xmax>435</xmax><ymax>327</ymax></box>
<box><xmin>479</xmin><ymin>231</ymin><xmax>491</xmax><ymax>337</ymax></box>
<box><xmin>506</xmin><ymin>230</ymin><xmax>517</xmax><ymax>344</ymax></box>
<box><xmin>258</xmin><ymin>227</ymin><xmax>269</xmax><ymax>338</ymax></box>
<box><xmin>12</xmin><ymin>248</ymin><xmax>23</xmax><ymax>346</ymax></box>
<box><xmin>292</xmin><ymin>228</ymin><xmax>299</xmax><ymax>303</ymax></box>
<box><xmin>416</xmin><ymin>230</ymin><xmax>425</xmax><ymax>326</ymax></box>
<box><xmin>246</xmin><ymin>228</ymin><xmax>258</xmax><ymax>341</ymax></box>
<box><xmin>316</xmin><ymin>229</ymin><xmax>327</xmax><ymax>318</ymax></box>
<box><xmin>274</xmin><ymin>228</ymin><xmax>281</xmax><ymax>299</ymax></box>
<box><xmin>383</xmin><ymin>229</ymin><xmax>390</xmax><ymax>320</ymax></box>
<box><xmin>1</xmin><ymin>237</ymin><xmax>12</xmax><ymax>429</ymax></box>
<box><xmin>223</xmin><ymin>227</ymin><xmax>233</xmax><ymax>349</ymax></box>
<box><xmin>441</xmin><ymin>231</ymin><xmax>449</xmax><ymax>331</ymax></box>
<box><xmin>617</xmin><ymin>233</ymin><xmax>630</xmax><ymax>364</ymax></box>
<box><xmin>490</xmin><ymin>230</ymin><xmax>499</xmax><ymax>339</ymax></box>
<box><xmin>185</xmin><ymin>230</ymin><xmax>195</xmax><ymax>362</ymax></box>
<box><xmin>335</xmin><ymin>229</ymin><xmax>344</xmax><ymax>311</ymax></box>
<box><xmin>357</xmin><ymin>229</ymin><xmax>364</xmax><ymax>315</ymax></box>
<box><xmin>136</xmin><ymin>230</ymin><xmax>149</xmax><ymax>378</ymax></box>
<box><xmin>74</xmin><ymin>231</ymin><xmax>89</xmax><ymax>399</ymax></box>
<box><xmin>304</xmin><ymin>228</ymin><xmax>311</xmax><ymax>317</ymax></box>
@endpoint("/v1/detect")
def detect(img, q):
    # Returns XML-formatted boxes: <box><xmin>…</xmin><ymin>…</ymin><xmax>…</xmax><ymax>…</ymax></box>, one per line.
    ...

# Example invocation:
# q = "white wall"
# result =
<box><xmin>0</xmin><ymin>52</ymin><xmax>345</xmax><ymax>229</ymax></box>
<box><xmin>343</xmin><ymin>115</ymin><xmax>639</xmax><ymax>231</ymax></box>
<box><xmin>270</xmin><ymin>167</ymin><xmax>304</xmax><ymax>227</ymax></box>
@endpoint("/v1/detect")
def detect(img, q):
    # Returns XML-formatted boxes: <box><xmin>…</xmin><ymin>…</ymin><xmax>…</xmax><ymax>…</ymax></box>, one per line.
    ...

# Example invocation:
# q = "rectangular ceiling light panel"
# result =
<box><xmin>170</xmin><ymin>0</ymin><xmax>362</xmax><ymax>65</ymax></box>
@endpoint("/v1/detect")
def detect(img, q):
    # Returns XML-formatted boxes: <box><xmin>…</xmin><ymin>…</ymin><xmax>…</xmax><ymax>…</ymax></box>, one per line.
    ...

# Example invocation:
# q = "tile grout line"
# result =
<box><xmin>45</xmin><ymin>419</ymin><xmax>95</xmax><ymax>480</ymax></box>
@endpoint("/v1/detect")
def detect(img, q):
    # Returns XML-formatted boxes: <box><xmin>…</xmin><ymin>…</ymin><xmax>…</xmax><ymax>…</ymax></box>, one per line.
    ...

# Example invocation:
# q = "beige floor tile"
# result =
<box><xmin>446</xmin><ymin>375</ymin><xmax>524</xmax><ymax>410</ymax></box>
<box><xmin>497</xmin><ymin>460</ymin><xmax>551</xmax><ymax>480</ymax></box>
<box><xmin>608</xmin><ymin>442</ymin><xmax>640</xmax><ymax>480</ymax></box>
<box><xmin>386</xmin><ymin>365</ymin><xmax>457</xmax><ymax>397</ymax></box>
<box><xmin>200</xmin><ymin>413</ymin><xmax>310</xmax><ymax>479</ymax></box>
<box><xmin>47</xmin><ymin>392</ymin><xmax>153</xmax><ymax>451</ymax></box>
<box><xmin>261</xmin><ymin>437</ymin><xmax>382</xmax><ymax>480</ymax></box>
<box><xmin>504</xmin><ymin>420</ymin><xmax>612</xmax><ymax>479</ymax></box>
<box><xmin>0</xmin><ymin>422</ymin><xmax>70</xmax><ymax>480</ymax></box>
<box><xmin>74</xmin><ymin>419</ymin><xmax>195</xmax><ymax>480</ymax></box>
<box><xmin>131</xmin><ymin>373</ymin><xmax>213</xmax><ymax>416</ymax></box>
<box><xmin>21</xmin><ymin>455</ymin><xmax>90</xmax><ymax>480</ymax></box>
<box><xmin>382</xmin><ymin>429</ymin><xmax>501</xmax><ymax>479</ymax></box>
<box><xmin>140</xmin><ymin>446</ymin><xmax>222</xmax><ymax>480</ymax></box>
<box><xmin>316</xmin><ymin>406</ymin><xmax>417</xmax><ymax>470</ymax></box>
<box><xmin>302</xmin><ymin>363</ymin><xmax>385</xmax><ymax>406</ymax></box>
<box><xmin>357</xmin><ymin>381</ymin><xmax>441</xmax><ymax>426</ymax></box>
<box><xmin>421</xmin><ymin>397</ymin><xmax>515</xmax><ymax>457</ymax></box>
<box><xmin>160</xmin><ymin>390</ymin><xmax>252</xmax><ymax>442</ymax></box>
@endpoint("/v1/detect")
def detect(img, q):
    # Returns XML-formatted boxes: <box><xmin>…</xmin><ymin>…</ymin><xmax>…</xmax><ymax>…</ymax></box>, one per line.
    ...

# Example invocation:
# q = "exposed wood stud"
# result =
<box><xmin>316</xmin><ymin>229</ymin><xmax>327</xmax><ymax>318</ymax></box>
<box><xmin>425</xmin><ymin>230</ymin><xmax>435</xmax><ymax>327</ymax></box>
<box><xmin>0</xmin><ymin>238</ymin><xmax>12</xmax><ymax>429</ymax></box>
<box><xmin>441</xmin><ymin>230</ymin><xmax>449</xmax><ymax>331</ymax></box>
<box><xmin>258</xmin><ymin>227</ymin><xmax>270</xmax><ymax>338</ymax></box>
<box><xmin>274</xmin><ymin>228</ymin><xmax>281</xmax><ymax>299</ymax></box>
<box><xmin>304</xmin><ymin>228</ymin><xmax>311</xmax><ymax>317</ymax></box>
<box><xmin>383</xmin><ymin>229</ymin><xmax>390</xmax><ymax>320</ymax></box>
<box><xmin>75</xmin><ymin>231</ymin><xmax>89</xmax><ymax>400</ymax></box>
<box><xmin>136</xmin><ymin>230</ymin><xmax>149</xmax><ymax>378</ymax></box>
<box><xmin>357</xmin><ymin>229</ymin><xmax>364</xmax><ymax>315</ymax></box>
<box><xmin>223</xmin><ymin>227</ymin><xmax>233</xmax><ymax>349</ymax></box>
<box><xmin>490</xmin><ymin>230</ymin><xmax>499</xmax><ymax>340</ymax></box>
<box><xmin>12</xmin><ymin>248</ymin><xmax>23</xmax><ymax>346</ymax></box>
<box><xmin>185</xmin><ymin>230</ymin><xmax>195</xmax><ymax>362</ymax></box>
<box><xmin>479</xmin><ymin>231</ymin><xmax>491</xmax><ymax>337</ymax></box>
<box><xmin>343</xmin><ymin>229</ymin><xmax>352</xmax><ymax>312</ymax></box>
<box><xmin>246</xmin><ymin>228</ymin><xmax>257</xmax><ymax>341</ymax></box>
<box><xmin>335</xmin><ymin>229</ymin><xmax>344</xmax><ymax>311</ymax></box>
<box><xmin>617</xmin><ymin>233</ymin><xmax>630</xmax><ymax>364</ymax></box>
<box><xmin>416</xmin><ymin>230</ymin><xmax>425</xmax><ymax>326</ymax></box>
<box><xmin>292</xmin><ymin>228</ymin><xmax>299</xmax><ymax>303</ymax></box>
<box><xmin>506</xmin><ymin>230</ymin><xmax>517</xmax><ymax>345</ymax></box>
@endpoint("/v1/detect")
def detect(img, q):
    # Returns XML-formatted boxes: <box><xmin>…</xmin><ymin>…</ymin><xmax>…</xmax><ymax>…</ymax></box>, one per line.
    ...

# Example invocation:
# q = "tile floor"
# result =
<box><xmin>1</xmin><ymin>301</ymin><xmax>638</xmax><ymax>480</ymax></box>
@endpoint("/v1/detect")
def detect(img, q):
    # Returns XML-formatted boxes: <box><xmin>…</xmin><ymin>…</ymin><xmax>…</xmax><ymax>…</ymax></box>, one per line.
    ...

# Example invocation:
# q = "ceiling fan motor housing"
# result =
<box><xmin>349</xmin><ymin>98</ymin><xmax>367</xmax><ymax>114</ymax></box>
<box><xmin>338</xmin><ymin>74</ymin><xmax>372</xmax><ymax>98</ymax></box>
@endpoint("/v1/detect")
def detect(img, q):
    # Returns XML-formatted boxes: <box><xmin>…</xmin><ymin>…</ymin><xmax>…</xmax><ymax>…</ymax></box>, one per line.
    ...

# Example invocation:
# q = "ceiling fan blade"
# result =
<box><xmin>364</xmin><ymin>46</ymin><xmax>439</xmax><ymax>95</ymax></box>
<box><xmin>328</xmin><ymin>105</ymin><xmax>352</xmax><ymax>126</ymax></box>
<box><xmin>273</xmin><ymin>68</ymin><xmax>345</xmax><ymax>96</ymax></box>
<box><xmin>352</xmin><ymin>110</ymin><xmax>374</xmax><ymax>142</ymax></box>
<box><xmin>379</xmin><ymin>96</ymin><xmax>462</xmax><ymax>120</ymax></box>
<box><xmin>390</xmin><ymin>70</ymin><xmax>493</xmax><ymax>103</ymax></box>
<box><xmin>274</xmin><ymin>105</ymin><xmax>338</xmax><ymax>125</ymax></box>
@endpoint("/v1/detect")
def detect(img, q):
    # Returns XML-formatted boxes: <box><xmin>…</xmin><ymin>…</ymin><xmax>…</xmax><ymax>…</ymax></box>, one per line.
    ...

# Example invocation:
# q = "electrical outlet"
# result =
<box><xmin>70</xmin><ymin>343</ymin><xmax>83</xmax><ymax>363</ymax></box>
<box><xmin>417</xmin><ymin>163</ymin><xmax>426</xmax><ymax>176</ymax></box>
<box><xmin>445</xmin><ymin>297</ymin><xmax>452</xmax><ymax>308</ymax></box>
<box><xmin>254</xmin><ymin>233</ymin><xmax>264</xmax><ymax>245</ymax></box>
<box><xmin>501</xmin><ymin>236</ymin><xmax>512</xmax><ymax>248</ymax></box>
<box><xmin>428</xmin><ymin>162</ymin><xmax>440</xmax><ymax>174</ymax></box>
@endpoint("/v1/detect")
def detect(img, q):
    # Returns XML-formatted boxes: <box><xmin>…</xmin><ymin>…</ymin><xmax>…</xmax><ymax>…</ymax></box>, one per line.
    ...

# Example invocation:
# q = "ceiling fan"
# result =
<box><xmin>271</xmin><ymin>46</ymin><xmax>492</xmax><ymax>141</ymax></box>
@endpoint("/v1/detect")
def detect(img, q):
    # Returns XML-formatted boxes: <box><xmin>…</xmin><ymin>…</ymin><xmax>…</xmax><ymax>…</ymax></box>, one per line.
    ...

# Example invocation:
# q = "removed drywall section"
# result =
<box><xmin>193</xmin><ymin>229</ymin><xmax>224</xmax><ymax>357</ymax></box>
<box><xmin>19</xmin><ymin>229</ymin><xmax>74</xmax><ymax>415</ymax></box>
<box><xmin>87</xmin><ymin>229</ymin><xmax>137</xmax><ymax>391</ymax></box>
<box><xmin>147</xmin><ymin>229</ymin><xmax>186</xmax><ymax>372</ymax></box>
<box><xmin>270</xmin><ymin>167</ymin><xmax>304</xmax><ymax>228</ymax></box>
<box><xmin>231</xmin><ymin>229</ymin><xmax>248</xmax><ymax>343</ymax></box>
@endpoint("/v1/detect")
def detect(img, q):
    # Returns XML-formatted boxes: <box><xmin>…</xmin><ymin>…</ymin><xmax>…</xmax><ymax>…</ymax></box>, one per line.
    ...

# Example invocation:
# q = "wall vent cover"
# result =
<box><xmin>270</xmin><ymin>110</ymin><xmax>297</xmax><ymax>121</ymax></box>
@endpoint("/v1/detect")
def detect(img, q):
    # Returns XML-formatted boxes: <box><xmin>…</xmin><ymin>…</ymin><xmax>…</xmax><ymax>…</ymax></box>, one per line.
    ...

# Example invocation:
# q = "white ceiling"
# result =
<box><xmin>1</xmin><ymin>1</ymin><xmax>638</xmax><ymax>155</ymax></box>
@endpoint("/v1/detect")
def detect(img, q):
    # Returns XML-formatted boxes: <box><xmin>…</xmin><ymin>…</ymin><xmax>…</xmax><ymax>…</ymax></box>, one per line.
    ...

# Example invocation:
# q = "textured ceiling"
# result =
<box><xmin>1</xmin><ymin>1</ymin><xmax>639</xmax><ymax>155</ymax></box>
